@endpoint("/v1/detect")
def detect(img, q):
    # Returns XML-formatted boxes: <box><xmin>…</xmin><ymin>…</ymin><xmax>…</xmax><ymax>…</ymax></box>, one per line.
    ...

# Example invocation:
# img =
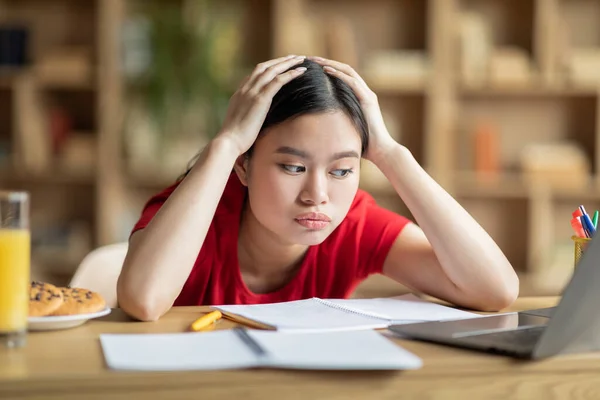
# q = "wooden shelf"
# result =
<box><xmin>0</xmin><ymin>72</ymin><xmax>95</xmax><ymax>91</ymax></box>
<box><xmin>460</xmin><ymin>84</ymin><xmax>599</xmax><ymax>97</ymax></box>
<box><xmin>549</xmin><ymin>182</ymin><xmax>600</xmax><ymax>201</ymax></box>
<box><xmin>0</xmin><ymin>71</ymin><xmax>19</xmax><ymax>89</ymax></box>
<box><xmin>453</xmin><ymin>171</ymin><xmax>600</xmax><ymax>200</ymax></box>
<box><xmin>453</xmin><ymin>171</ymin><xmax>530</xmax><ymax>198</ymax></box>
<box><xmin>0</xmin><ymin>167</ymin><xmax>96</xmax><ymax>186</ymax></box>
<box><xmin>4</xmin><ymin>0</ymin><xmax>600</xmax><ymax>292</ymax></box>
<box><xmin>369</xmin><ymin>81</ymin><xmax>426</xmax><ymax>95</ymax></box>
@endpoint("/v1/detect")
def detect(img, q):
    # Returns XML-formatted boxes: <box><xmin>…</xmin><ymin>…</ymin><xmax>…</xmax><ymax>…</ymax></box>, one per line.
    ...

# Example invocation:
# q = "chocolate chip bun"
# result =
<box><xmin>50</xmin><ymin>287</ymin><xmax>106</xmax><ymax>316</ymax></box>
<box><xmin>29</xmin><ymin>281</ymin><xmax>64</xmax><ymax>317</ymax></box>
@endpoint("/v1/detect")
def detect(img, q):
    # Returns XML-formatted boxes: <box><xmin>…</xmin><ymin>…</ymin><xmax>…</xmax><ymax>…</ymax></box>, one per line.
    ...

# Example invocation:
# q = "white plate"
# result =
<box><xmin>28</xmin><ymin>307</ymin><xmax>112</xmax><ymax>331</ymax></box>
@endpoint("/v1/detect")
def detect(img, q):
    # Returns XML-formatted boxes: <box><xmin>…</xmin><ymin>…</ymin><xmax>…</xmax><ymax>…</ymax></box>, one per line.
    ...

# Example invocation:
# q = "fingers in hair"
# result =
<box><xmin>309</xmin><ymin>56</ymin><xmax>364</xmax><ymax>83</ymax></box>
<box><xmin>242</xmin><ymin>55</ymin><xmax>304</xmax><ymax>93</ymax></box>
<box><xmin>259</xmin><ymin>67</ymin><xmax>307</xmax><ymax>100</ymax></box>
<box><xmin>247</xmin><ymin>56</ymin><xmax>306</xmax><ymax>96</ymax></box>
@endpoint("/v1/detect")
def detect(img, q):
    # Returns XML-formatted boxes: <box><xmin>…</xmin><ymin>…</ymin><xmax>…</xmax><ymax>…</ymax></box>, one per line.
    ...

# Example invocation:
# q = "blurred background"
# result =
<box><xmin>1</xmin><ymin>0</ymin><xmax>598</xmax><ymax>298</ymax></box>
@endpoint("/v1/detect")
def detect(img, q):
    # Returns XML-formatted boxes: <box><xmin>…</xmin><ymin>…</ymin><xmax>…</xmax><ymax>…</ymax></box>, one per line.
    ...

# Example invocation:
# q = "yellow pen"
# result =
<box><xmin>190</xmin><ymin>310</ymin><xmax>222</xmax><ymax>332</ymax></box>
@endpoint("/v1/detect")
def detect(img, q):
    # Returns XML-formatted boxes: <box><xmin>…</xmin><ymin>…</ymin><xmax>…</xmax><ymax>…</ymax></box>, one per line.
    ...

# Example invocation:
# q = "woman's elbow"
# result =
<box><xmin>116</xmin><ymin>277</ymin><xmax>168</xmax><ymax>322</ymax></box>
<box><xmin>479</xmin><ymin>274</ymin><xmax>520</xmax><ymax>312</ymax></box>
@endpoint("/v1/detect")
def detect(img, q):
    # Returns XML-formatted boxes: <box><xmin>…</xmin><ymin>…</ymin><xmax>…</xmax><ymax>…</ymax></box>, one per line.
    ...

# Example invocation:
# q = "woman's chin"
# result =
<box><xmin>290</xmin><ymin>229</ymin><xmax>332</xmax><ymax>246</ymax></box>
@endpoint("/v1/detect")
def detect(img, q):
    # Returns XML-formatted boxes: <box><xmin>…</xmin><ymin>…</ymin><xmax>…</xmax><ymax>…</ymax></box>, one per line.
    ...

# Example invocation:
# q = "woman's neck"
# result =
<box><xmin>237</xmin><ymin>203</ymin><xmax>308</xmax><ymax>279</ymax></box>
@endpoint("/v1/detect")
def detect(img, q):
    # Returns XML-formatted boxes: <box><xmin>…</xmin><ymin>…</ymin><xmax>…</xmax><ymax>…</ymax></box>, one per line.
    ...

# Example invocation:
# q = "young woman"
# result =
<box><xmin>117</xmin><ymin>55</ymin><xmax>519</xmax><ymax>321</ymax></box>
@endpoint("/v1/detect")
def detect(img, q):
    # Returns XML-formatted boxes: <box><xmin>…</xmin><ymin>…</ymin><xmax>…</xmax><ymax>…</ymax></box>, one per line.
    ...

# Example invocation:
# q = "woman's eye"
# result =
<box><xmin>280</xmin><ymin>164</ymin><xmax>305</xmax><ymax>173</ymax></box>
<box><xmin>330</xmin><ymin>169</ymin><xmax>353</xmax><ymax>178</ymax></box>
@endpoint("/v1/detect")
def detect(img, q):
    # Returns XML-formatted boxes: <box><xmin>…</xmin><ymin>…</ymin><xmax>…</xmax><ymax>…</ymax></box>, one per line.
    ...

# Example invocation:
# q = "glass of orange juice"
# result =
<box><xmin>0</xmin><ymin>191</ymin><xmax>30</xmax><ymax>348</ymax></box>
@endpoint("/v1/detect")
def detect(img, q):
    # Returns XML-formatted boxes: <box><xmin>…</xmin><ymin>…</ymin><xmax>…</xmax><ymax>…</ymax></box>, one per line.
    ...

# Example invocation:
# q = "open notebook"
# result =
<box><xmin>100</xmin><ymin>329</ymin><xmax>423</xmax><ymax>371</ymax></box>
<box><xmin>213</xmin><ymin>294</ymin><xmax>479</xmax><ymax>332</ymax></box>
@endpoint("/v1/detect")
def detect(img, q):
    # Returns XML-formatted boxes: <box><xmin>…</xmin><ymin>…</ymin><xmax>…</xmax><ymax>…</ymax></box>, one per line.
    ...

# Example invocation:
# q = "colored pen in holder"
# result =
<box><xmin>572</xmin><ymin>235</ymin><xmax>592</xmax><ymax>267</ymax></box>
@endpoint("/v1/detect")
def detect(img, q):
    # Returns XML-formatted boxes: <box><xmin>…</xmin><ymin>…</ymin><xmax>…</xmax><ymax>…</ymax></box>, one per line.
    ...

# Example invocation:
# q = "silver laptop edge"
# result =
<box><xmin>390</xmin><ymin>235</ymin><xmax>600</xmax><ymax>360</ymax></box>
<box><xmin>531</xmin><ymin>234</ymin><xmax>600</xmax><ymax>358</ymax></box>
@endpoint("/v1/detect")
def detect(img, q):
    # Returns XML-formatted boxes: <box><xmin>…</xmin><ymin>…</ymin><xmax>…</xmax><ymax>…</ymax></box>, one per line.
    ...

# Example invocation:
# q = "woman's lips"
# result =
<box><xmin>295</xmin><ymin>212</ymin><xmax>331</xmax><ymax>230</ymax></box>
<box><xmin>295</xmin><ymin>219</ymin><xmax>329</xmax><ymax>230</ymax></box>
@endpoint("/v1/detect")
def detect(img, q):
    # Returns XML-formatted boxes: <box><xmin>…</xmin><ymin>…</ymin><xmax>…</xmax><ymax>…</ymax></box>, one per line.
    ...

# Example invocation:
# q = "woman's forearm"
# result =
<box><xmin>373</xmin><ymin>143</ymin><xmax>519</xmax><ymax>307</ymax></box>
<box><xmin>117</xmin><ymin>137</ymin><xmax>239</xmax><ymax>321</ymax></box>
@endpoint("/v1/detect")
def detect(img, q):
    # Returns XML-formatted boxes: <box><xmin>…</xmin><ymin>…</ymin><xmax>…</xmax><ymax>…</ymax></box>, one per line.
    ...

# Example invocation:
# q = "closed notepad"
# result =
<box><xmin>100</xmin><ymin>329</ymin><xmax>423</xmax><ymax>371</ymax></box>
<box><xmin>213</xmin><ymin>294</ymin><xmax>478</xmax><ymax>332</ymax></box>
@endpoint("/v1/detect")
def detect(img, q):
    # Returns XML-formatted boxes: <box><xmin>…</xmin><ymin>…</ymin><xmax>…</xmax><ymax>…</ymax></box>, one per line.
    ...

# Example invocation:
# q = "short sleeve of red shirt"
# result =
<box><xmin>131</xmin><ymin>183</ymin><xmax>179</xmax><ymax>235</ymax></box>
<box><xmin>341</xmin><ymin>189</ymin><xmax>412</xmax><ymax>279</ymax></box>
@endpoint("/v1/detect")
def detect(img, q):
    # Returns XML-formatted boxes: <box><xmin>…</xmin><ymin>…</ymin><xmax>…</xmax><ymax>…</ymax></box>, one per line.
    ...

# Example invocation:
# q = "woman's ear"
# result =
<box><xmin>233</xmin><ymin>155</ymin><xmax>250</xmax><ymax>187</ymax></box>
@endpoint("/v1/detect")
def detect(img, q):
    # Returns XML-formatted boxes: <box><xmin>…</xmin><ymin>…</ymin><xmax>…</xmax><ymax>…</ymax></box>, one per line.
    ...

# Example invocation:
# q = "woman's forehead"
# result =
<box><xmin>262</xmin><ymin>112</ymin><xmax>362</xmax><ymax>151</ymax></box>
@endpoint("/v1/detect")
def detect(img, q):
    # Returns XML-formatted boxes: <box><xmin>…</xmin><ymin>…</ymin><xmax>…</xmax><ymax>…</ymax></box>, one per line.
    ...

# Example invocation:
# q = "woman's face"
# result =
<box><xmin>241</xmin><ymin>111</ymin><xmax>363</xmax><ymax>246</ymax></box>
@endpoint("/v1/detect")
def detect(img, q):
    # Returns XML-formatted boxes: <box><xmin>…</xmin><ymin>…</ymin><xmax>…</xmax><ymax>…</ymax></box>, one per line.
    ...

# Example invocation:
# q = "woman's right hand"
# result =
<box><xmin>215</xmin><ymin>55</ymin><xmax>307</xmax><ymax>156</ymax></box>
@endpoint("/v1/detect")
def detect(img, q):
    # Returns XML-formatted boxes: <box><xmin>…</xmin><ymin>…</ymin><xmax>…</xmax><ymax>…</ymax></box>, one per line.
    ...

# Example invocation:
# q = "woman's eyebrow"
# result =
<box><xmin>275</xmin><ymin>146</ymin><xmax>359</xmax><ymax>161</ymax></box>
<box><xmin>331</xmin><ymin>150</ymin><xmax>359</xmax><ymax>160</ymax></box>
<box><xmin>275</xmin><ymin>146</ymin><xmax>309</xmax><ymax>158</ymax></box>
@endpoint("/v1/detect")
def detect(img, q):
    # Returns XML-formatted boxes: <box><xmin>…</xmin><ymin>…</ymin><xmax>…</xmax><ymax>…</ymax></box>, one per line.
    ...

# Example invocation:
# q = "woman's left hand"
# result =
<box><xmin>308</xmin><ymin>56</ymin><xmax>398</xmax><ymax>163</ymax></box>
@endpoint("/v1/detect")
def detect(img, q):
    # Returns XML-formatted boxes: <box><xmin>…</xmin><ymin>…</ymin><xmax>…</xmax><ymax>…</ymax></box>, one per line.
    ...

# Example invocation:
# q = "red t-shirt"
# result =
<box><xmin>132</xmin><ymin>173</ymin><xmax>410</xmax><ymax>306</ymax></box>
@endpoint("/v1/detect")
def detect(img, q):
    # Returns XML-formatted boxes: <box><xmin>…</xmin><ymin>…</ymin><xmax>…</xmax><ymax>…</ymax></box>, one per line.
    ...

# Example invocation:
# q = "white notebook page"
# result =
<box><xmin>250</xmin><ymin>330</ymin><xmax>422</xmax><ymax>370</ymax></box>
<box><xmin>323</xmin><ymin>294</ymin><xmax>479</xmax><ymax>323</ymax></box>
<box><xmin>215</xmin><ymin>298</ymin><xmax>388</xmax><ymax>332</ymax></box>
<box><xmin>100</xmin><ymin>331</ymin><xmax>257</xmax><ymax>371</ymax></box>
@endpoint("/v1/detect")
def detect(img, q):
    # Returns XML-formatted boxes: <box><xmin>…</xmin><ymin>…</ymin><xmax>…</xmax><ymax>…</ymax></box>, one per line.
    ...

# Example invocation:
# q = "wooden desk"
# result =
<box><xmin>2</xmin><ymin>296</ymin><xmax>600</xmax><ymax>400</ymax></box>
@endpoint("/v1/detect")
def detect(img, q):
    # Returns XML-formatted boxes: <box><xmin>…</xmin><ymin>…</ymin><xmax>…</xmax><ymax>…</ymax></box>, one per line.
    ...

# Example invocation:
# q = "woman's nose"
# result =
<box><xmin>299</xmin><ymin>173</ymin><xmax>329</xmax><ymax>205</ymax></box>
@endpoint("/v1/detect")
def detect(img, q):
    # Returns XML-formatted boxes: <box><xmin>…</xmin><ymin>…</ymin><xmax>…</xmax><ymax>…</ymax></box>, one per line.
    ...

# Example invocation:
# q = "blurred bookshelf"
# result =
<box><xmin>2</xmin><ymin>0</ymin><xmax>600</xmax><ymax>295</ymax></box>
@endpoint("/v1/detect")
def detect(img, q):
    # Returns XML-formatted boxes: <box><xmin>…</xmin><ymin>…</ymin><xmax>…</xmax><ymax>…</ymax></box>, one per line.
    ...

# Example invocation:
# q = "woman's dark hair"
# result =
<box><xmin>246</xmin><ymin>59</ymin><xmax>369</xmax><ymax>156</ymax></box>
<box><xmin>179</xmin><ymin>59</ymin><xmax>368</xmax><ymax>180</ymax></box>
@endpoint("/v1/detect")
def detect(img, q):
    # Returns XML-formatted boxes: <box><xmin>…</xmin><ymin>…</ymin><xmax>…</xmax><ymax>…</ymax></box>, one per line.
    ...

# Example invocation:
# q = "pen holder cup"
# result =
<box><xmin>572</xmin><ymin>235</ymin><xmax>592</xmax><ymax>267</ymax></box>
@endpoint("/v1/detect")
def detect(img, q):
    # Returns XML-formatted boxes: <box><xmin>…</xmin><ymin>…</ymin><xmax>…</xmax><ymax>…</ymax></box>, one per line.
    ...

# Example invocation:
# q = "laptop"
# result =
<box><xmin>388</xmin><ymin>235</ymin><xmax>600</xmax><ymax>359</ymax></box>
